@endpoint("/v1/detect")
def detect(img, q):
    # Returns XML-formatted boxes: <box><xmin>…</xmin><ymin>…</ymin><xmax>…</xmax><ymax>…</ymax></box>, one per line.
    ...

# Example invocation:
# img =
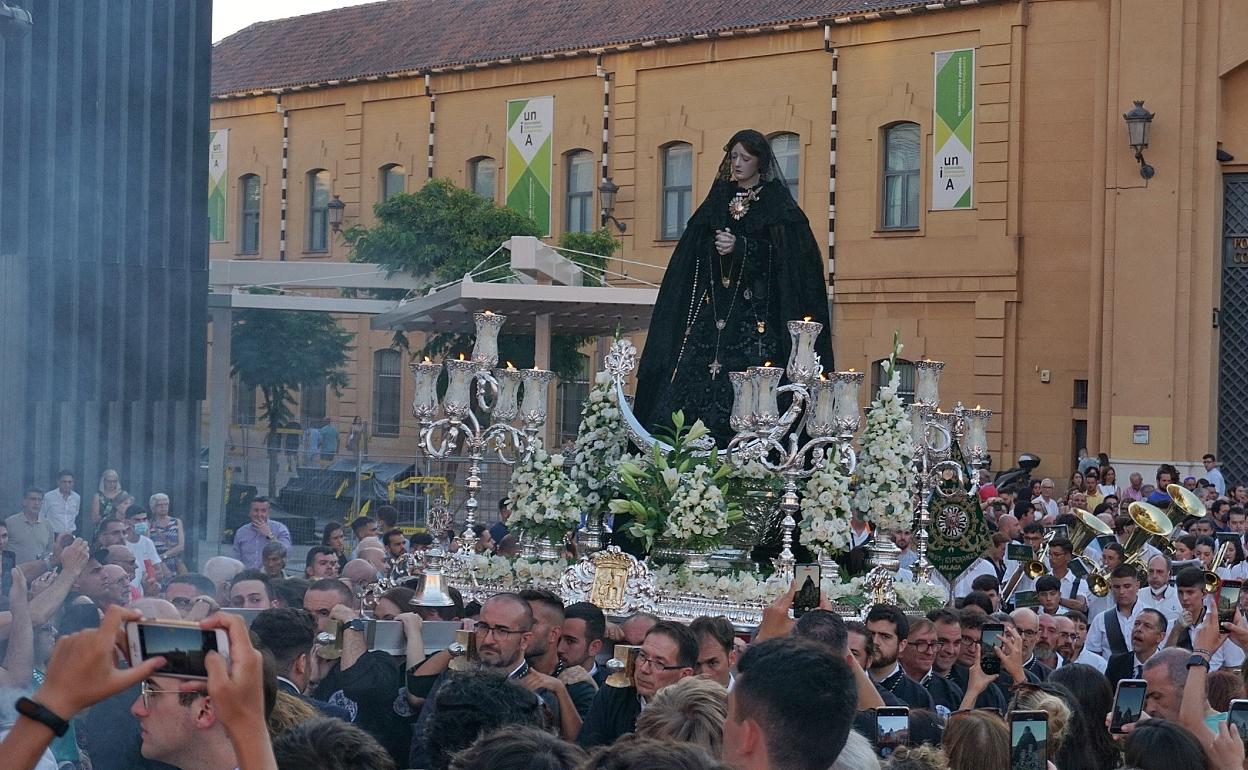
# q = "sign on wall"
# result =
<box><xmin>208</xmin><ymin>129</ymin><xmax>229</xmax><ymax>242</ymax></box>
<box><xmin>932</xmin><ymin>49</ymin><xmax>974</xmax><ymax>210</ymax></box>
<box><xmin>505</xmin><ymin>97</ymin><xmax>553</xmax><ymax>234</ymax></box>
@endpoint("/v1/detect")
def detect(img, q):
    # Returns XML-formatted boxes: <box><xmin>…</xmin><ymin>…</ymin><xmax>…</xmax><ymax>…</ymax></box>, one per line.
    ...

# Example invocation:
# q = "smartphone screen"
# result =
<box><xmin>981</xmin><ymin>622</ymin><xmax>1004</xmax><ymax>674</ymax></box>
<box><xmin>793</xmin><ymin>564</ymin><xmax>820</xmax><ymax>618</ymax></box>
<box><xmin>1228</xmin><ymin>699</ymin><xmax>1248</xmax><ymax>748</ymax></box>
<box><xmin>135</xmin><ymin>622</ymin><xmax>220</xmax><ymax>678</ymax></box>
<box><xmin>1010</xmin><ymin>710</ymin><xmax>1049</xmax><ymax>770</ymax></box>
<box><xmin>875</xmin><ymin>707</ymin><xmax>909</xmax><ymax>758</ymax></box>
<box><xmin>1219</xmin><ymin>580</ymin><xmax>1243</xmax><ymax>625</ymax></box>
<box><xmin>1110</xmin><ymin>679</ymin><xmax>1147</xmax><ymax>734</ymax></box>
<box><xmin>1007</xmin><ymin>543</ymin><xmax>1033</xmax><ymax>562</ymax></box>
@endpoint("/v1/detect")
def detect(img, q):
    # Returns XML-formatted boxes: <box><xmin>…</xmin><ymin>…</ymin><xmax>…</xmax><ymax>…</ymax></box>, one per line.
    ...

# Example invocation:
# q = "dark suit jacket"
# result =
<box><xmin>577</xmin><ymin>684</ymin><xmax>643</xmax><ymax>748</ymax></box>
<box><xmin>950</xmin><ymin>663</ymin><xmax>1010</xmax><ymax>713</ymax></box>
<box><xmin>920</xmin><ymin>671</ymin><xmax>965</xmax><ymax>712</ymax></box>
<box><xmin>277</xmin><ymin>678</ymin><xmax>354</xmax><ymax>721</ymax></box>
<box><xmin>877</xmin><ymin>668</ymin><xmax>933</xmax><ymax>709</ymax></box>
<box><xmin>1105</xmin><ymin>651</ymin><xmax>1143</xmax><ymax>690</ymax></box>
<box><xmin>1024</xmin><ymin>656</ymin><xmax>1053</xmax><ymax>682</ymax></box>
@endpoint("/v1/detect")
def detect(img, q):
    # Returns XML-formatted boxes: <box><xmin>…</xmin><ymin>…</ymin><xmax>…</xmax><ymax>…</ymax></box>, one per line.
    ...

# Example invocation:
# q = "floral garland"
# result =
<box><xmin>798</xmin><ymin>449</ymin><xmax>854</xmax><ymax>556</ymax></box>
<box><xmin>853</xmin><ymin>354</ymin><xmax>915</xmax><ymax>533</ymax></box>
<box><xmin>566</xmin><ymin>371</ymin><xmax>630</xmax><ymax>515</ymax></box>
<box><xmin>506</xmin><ymin>442</ymin><xmax>581</xmax><ymax>544</ymax></box>
<box><xmin>825</xmin><ymin>575</ymin><xmax>947</xmax><ymax>611</ymax></box>
<box><xmin>663</xmin><ymin>462</ymin><xmax>734</xmax><ymax>546</ymax></box>
<box><xmin>651</xmin><ymin>565</ymin><xmax>946</xmax><ymax>611</ymax></box>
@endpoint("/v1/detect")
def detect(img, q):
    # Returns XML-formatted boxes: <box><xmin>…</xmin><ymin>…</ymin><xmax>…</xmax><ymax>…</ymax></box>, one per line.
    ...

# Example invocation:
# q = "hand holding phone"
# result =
<box><xmin>792</xmin><ymin>565</ymin><xmax>820</xmax><ymax>618</ymax></box>
<box><xmin>874</xmin><ymin>706</ymin><xmax>909</xmax><ymax>758</ymax></box>
<box><xmin>1009</xmin><ymin>710</ymin><xmax>1049</xmax><ymax>770</ymax></box>
<box><xmin>1219</xmin><ymin>581</ymin><xmax>1243</xmax><ymax>627</ymax></box>
<box><xmin>126</xmin><ymin>618</ymin><xmax>230</xmax><ymax>680</ymax></box>
<box><xmin>1110</xmin><ymin>679</ymin><xmax>1147</xmax><ymax>734</ymax></box>
<box><xmin>1228</xmin><ymin>699</ymin><xmax>1248</xmax><ymax>749</ymax></box>
<box><xmin>981</xmin><ymin>622</ymin><xmax>1005</xmax><ymax>676</ymax></box>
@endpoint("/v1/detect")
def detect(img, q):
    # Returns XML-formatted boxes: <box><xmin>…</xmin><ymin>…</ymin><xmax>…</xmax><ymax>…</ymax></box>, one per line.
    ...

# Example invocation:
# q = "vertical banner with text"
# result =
<box><xmin>208</xmin><ymin>129</ymin><xmax>229</xmax><ymax>242</ymax></box>
<box><xmin>506</xmin><ymin>97</ymin><xmax>553</xmax><ymax>234</ymax></box>
<box><xmin>932</xmin><ymin>49</ymin><xmax>974</xmax><ymax>210</ymax></box>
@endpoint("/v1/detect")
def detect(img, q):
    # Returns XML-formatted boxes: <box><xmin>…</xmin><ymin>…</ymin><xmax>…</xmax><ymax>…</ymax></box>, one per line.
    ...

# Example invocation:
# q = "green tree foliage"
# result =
<box><xmin>343</xmin><ymin>178</ymin><xmax>621</xmax><ymax>381</ymax></box>
<box><xmin>230</xmin><ymin>306</ymin><xmax>353</xmax><ymax>492</ymax></box>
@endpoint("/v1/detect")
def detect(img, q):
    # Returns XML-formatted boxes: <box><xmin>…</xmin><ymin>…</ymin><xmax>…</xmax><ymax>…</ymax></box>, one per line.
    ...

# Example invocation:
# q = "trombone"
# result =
<box><xmin>1003</xmin><ymin>531</ymin><xmax>1054</xmax><ymax>602</ymax></box>
<box><xmin>1204</xmin><ymin>541</ymin><xmax>1232</xmax><ymax>594</ymax></box>
<box><xmin>1070</xmin><ymin>507</ymin><xmax>1114</xmax><ymax>597</ymax></box>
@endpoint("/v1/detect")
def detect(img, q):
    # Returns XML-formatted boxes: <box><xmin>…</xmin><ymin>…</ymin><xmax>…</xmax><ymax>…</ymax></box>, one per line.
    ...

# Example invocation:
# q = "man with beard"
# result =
<box><xmin>1034</xmin><ymin>611</ymin><xmax>1062</xmax><ymax>669</ymax></box>
<box><xmin>559</xmin><ymin>602</ymin><xmax>607</xmax><ymax>688</ymax></box>
<box><xmin>1055</xmin><ymin>613</ymin><xmax>1105</xmax><ymax>672</ymax></box>
<box><xmin>865</xmin><ymin>604</ymin><xmax>932</xmax><ymax>709</ymax></box>
<box><xmin>898</xmin><ymin>618</ymin><xmax>963</xmax><ymax>714</ymax></box>
<box><xmin>1010</xmin><ymin>608</ymin><xmax>1052</xmax><ymax>681</ymax></box>
<box><xmin>518</xmin><ymin>589</ymin><xmax>595</xmax><ymax>735</ymax></box>
<box><xmin>1105</xmin><ymin>608</ymin><xmax>1167</xmax><ymax>689</ymax></box>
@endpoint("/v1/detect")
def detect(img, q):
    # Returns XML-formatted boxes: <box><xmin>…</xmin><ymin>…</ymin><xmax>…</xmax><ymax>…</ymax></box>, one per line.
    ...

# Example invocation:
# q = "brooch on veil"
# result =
<box><xmin>728</xmin><ymin>186</ymin><xmax>761</xmax><ymax>220</ymax></box>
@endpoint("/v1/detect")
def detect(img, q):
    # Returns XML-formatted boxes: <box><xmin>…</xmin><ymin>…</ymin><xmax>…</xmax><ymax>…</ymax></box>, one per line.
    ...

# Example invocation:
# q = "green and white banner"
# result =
<box><xmin>208</xmin><ymin>128</ymin><xmax>229</xmax><ymax>242</ymax></box>
<box><xmin>506</xmin><ymin>96</ymin><xmax>553</xmax><ymax>234</ymax></box>
<box><xmin>932</xmin><ymin>49</ymin><xmax>974</xmax><ymax>210</ymax></box>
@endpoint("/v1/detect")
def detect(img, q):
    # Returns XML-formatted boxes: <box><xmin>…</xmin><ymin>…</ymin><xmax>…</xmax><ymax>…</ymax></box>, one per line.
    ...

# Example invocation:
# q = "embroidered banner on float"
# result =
<box><xmin>506</xmin><ymin>97</ymin><xmax>553</xmax><ymax>234</ymax></box>
<box><xmin>208</xmin><ymin>129</ymin><xmax>229</xmax><ymax>242</ymax></box>
<box><xmin>932</xmin><ymin>49</ymin><xmax>974</xmax><ymax>210</ymax></box>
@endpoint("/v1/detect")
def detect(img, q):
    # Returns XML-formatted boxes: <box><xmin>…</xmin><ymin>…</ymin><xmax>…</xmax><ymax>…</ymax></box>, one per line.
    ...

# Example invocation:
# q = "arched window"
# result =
<box><xmin>565</xmin><ymin>150</ymin><xmax>595</xmax><ymax>233</ymax></box>
<box><xmin>661</xmin><ymin>142</ymin><xmax>693</xmax><ymax>239</ymax></box>
<box><xmin>380</xmin><ymin>164</ymin><xmax>406</xmax><ymax>201</ymax></box>
<box><xmin>307</xmin><ymin>169</ymin><xmax>330</xmax><ymax>252</ymax></box>
<box><xmin>373</xmin><ymin>350</ymin><xmax>402</xmax><ymax>436</ymax></box>
<box><xmin>872</xmin><ymin>358</ymin><xmax>916</xmax><ymax>405</ymax></box>
<box><xmin>239</xmin><ymin>174</ymin><xmax>261</xmax><ymax>254</ymax></box>
<box><xmin>881</xmin><ymin>123</ymin><xmax>921</xmax><ymax>229</ymax></box>
<box><xmin>468</xmin><ymin>157</ymin><xmax>496</xmax><ymax>201</ymax></box>
<box><xmin>769</xmin><ymin>133</ymin><xmax>800</xmax><ymax>201</ymax></box>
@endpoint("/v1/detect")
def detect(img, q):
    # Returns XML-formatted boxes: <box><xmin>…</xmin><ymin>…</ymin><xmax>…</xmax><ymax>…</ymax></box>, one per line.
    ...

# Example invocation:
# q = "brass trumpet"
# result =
<box><xmin>1204</xmin><ymin>541</ymin><xmax>1232</xmax><ymax>594</ymax></box>
<box><xmin>1123</xmin><ymin>501</ymin><xmax>1176</xmax><ymax>573</ymax></box>
<box><xmin>1070</xmin><ymin>508</ymin><xmax>1114</xmax><ymax>597</ymax></box>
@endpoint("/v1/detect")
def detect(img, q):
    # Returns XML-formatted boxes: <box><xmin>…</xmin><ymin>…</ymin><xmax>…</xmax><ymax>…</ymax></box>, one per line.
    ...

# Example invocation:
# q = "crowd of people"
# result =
<box><xmin>2</xmin><ymin>456</ymin><xmax>1248</xmax><ymax>769</ymax></box>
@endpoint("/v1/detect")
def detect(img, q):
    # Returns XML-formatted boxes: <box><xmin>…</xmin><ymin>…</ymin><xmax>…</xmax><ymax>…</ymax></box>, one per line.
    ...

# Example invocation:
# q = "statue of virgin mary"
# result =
<box><xmin>632</xmin><ymin>129</ymin><xmax>834</xmax><ymax>446</ymax></box>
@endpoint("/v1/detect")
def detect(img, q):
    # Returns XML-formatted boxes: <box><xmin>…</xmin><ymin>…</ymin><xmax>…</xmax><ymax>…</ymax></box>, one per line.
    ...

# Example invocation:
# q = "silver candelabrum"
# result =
<box><xmin>409</xmin><ymin>312</ymin><xmax>552</xmax><ymax>554</ymax></box>
<box><xmin>723</xmin><ymin>320</ymin><xmax>864</xmax><ymax>584</ymax></box>
<box><xmin>906</xmin><ymin>358</ymin><xmax>992</xmax><ymax>590</ymax></box>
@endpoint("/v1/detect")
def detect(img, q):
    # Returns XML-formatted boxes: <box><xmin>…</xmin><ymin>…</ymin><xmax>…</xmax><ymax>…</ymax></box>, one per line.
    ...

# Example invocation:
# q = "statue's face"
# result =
<box><xmin>729</xmin><ymin>142</ymin><xmax>760</xmax><ymax>184</ymax></box>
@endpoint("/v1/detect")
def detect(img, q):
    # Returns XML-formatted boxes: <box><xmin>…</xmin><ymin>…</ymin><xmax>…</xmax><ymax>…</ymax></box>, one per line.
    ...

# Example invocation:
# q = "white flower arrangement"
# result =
<box><xmin>566</xmin><ymin>371</ymin><xmax>630</xmax><ymax>514</ymax></box>
<box><xmin>662</xmin><ymin>462</ymin><xmax>734</xmax><ymax>545</ymax></box>
<box><xmin>798</xmin><ymin>450</ymin><xmax>854</xmax><ymax>556</ymax></box>
<box><xmin>506</xmin><ymin>441</ymin><xmax>581</xmax><ymax>543</ymax></box>
<box><xmin>824</xmin><ymin>575</ymin><xmax>946</xmax><ymax>611</ymax></box>
<box><xmin>853</xmin><ymin>356</ymin><xmax>915</xmax><ymax>534</ymax></box>
<box><xmin>652</xmin><ymin>566</ymin><xmax>790</xmax><ymax>604</ymax></box>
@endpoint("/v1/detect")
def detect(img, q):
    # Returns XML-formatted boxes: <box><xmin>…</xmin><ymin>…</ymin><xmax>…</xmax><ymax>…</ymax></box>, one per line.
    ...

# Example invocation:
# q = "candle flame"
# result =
<box><xmin>976</xmin><ymin>404</ymin><xmax>982</xmax><ymax>409</ymax></box>
<box><xmin>764</xmin><ymin>361</ymin><xmax>773</xmax><ymax>367</ymax></box>
<box><xmin>506</xmin><ymin>361</ymin><xmax>516</xmax><ymax>370</ymax></box>
<box><xmin>483</xmin><ymin>309</ymin><xmax>493</xmax><ymax>315</ymax></box>
<box><xmin>819</xmin><ymin>373</ymin><xmax>827</xmax><ymax>380</ymax></box>
<box><xmin>458</xmin><ymin>353</ymin><xmax>465</xmax><ymax>360</ymax></box>
<box><xmin>849</xmin><ymin>368</ymin><xmax>856</xmax><ymax>372</ymax></box>
<box><xmin>423</xmin><ymin>356</ymin><xmax>431</xmax><ymax>363</ymax></box>
<box><xmin>803</xmin><ymin>315</ymin><xmax>812</xmax><ymax>322</ymax></box>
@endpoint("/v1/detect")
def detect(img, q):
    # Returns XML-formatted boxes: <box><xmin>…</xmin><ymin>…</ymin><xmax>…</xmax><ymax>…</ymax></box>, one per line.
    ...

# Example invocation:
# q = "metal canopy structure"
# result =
<box><xmin>370</xmin><ymin>236</ymin><xmax>657</xmax><ymax>334</ymax></box>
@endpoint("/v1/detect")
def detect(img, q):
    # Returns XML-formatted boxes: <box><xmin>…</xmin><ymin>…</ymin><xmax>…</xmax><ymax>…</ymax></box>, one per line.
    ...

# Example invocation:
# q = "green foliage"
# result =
<box><xmin>230</xmin><ymin>306</ymin><xmax>354</xmax><ymax>434</ymax></box>
<box><xmin>344</xmin><ymin>179</ymin><xmax>622</xmax><ymax>382</ymax></box>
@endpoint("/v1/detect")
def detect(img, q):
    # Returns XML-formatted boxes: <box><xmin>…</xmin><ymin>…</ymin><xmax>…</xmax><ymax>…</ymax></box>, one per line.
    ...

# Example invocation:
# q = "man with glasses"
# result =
<box><xmin>1055</xmin><ymin>612</ymin><xmax>1105</xmax><ymax>671</ymax></box>
<box><xmin>898</xmin><ymin>617</ymin><xmax>963</xmax><ymax>714</ymax></box>
<box><xmin>162</xmin><ymin>574</ymin><xmax>218</xmax><ymax>619</ymax></box>
<box><xmin>1010</xmin><ymin>608</ymin><xmax>1052</xmax><ymax>681</ymax></box>
<box><xmin>865</xmin><ymin>604</ymin><xmax>932</xmax><ymax>709</ymax></box>
<box><xmin>132</xmin><ymin>670</ymin><xmax>275</xmax><ymax>769</ymax></box>
<box><xmin>949</xmin><ymin>609</ymin><xmax>1012</xmax><ymax>712</ymax></box>
<box><xmin>1105</xmin><ymin>608</ymin><xmax>1168</xmax><ymax>689</ymax></box>
<box><xmin>578</xmin><ymin>619</ymin><xmax>697</xmax><ymax>748</ymax></box>
<box><xmin>7</xmin><ymin>487</ymin><xmax>53</xmax><ymax>565</ymax></box>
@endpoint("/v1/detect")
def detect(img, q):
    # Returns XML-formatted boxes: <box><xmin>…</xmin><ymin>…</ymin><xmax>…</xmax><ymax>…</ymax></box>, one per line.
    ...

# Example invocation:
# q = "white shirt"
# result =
<box><xmin>1070</xmin><ymin>647</ymin><xmax>1107</xmax><ymax>672</ymax></box>
<box><xmin>1032</xmin><ymin>495</ymin><xmax>1059</xmax><ymax>518</ymax></box>
<box><xmin>1138</xmin><ymin>585</ymin><xmax>1183</xmax><ymax>626</ymax></box>
<box><xmin>1086</xmin><ymin>590</ymin><xmax>1114</xmax><ymax>620</ymax></box>
<box><xmin>1085</xmin><ymin>603</ymin><xmax>1139</xmax><ymax>657</ymax></box>
<box><xmin>1207</xmin><ymin>467</ymin><xmax>1227</xmax><ymax>496</ymax></box>
<box><xmin>124</xmin><ymin>535</ymin><xmax>162</xmax><ymax>589</ymax></box>
<box><xmin>40</xmin><ymin>489</ymin><xmax>80</xmax><ymax>534</ymax></box>
<box><xmin>1016</xmin><ymin>567</ymin><xmax>1090</xmax><ymax>604</ymax></box>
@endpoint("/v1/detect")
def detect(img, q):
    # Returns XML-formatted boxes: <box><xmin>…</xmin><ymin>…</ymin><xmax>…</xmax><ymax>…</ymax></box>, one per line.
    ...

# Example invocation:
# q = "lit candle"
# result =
<box><xmin>410</xmin><ymin>357</ymin><xmax>441</xmax><ymax>418</ymax></box>
<box><xmin>443</xmin><ymin>356</ymin><xmax>478</xmax><ymax>417</ymax></box>
<box><xmin>753</xmin><ymin>362</ymin><xmax>784</xmax><ymax>422</ymax></box>
<box><xmin>807</xmin><ymin>376</ymin><xmax>837</xmax><ymax>436</ymax></box>
<box><xmin>914</xmin><ymin>359</ymin><xmax>944</xmax><ymax>406</ymax></box>
<box><xmin>963</xmin><ymin>405</ymin><xmax>992</xmax><ymax>456</ymax></box>
<box><xmin>729</xmin><ymin>370</ymin><xmax>757</xmax><ymax>432</ymax></box>
<box><xmin>832</xmin><ymin>369</ymin><xmax>864</xmax><ymax>424</ymax></box>
<box><xmin>492</xmin><ymin>363</ymin><xmax>523</xmax><ymax>423</ymax></box>
<box><xmin>786</xmin><ymin>318</ymin><xmax>824</xmax><ymax>385</ymax></box>
<box><xmin>471</xmin><ymin>311</ymin><xmax>506</xmax><ymax>369</ymax></box>
<box><xmin>520</xmin><ymin>368</ymin><xmax>555</xmax><ymax>424</ymax></box>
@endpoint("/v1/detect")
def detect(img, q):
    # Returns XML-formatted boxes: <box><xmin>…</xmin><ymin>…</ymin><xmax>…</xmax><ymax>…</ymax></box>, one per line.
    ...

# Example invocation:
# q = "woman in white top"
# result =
<box><xmin>1097</xmin><ymin>465</ymin><xmax>1120</xmax><ymax>498</ymax></box>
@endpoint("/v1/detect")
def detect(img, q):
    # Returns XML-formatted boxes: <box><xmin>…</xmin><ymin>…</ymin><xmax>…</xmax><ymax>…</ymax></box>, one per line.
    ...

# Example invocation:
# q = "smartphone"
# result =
<box><xmin>125</xmin><ymin>619</ymin><xmax>229</xmax><ymax>680</ymax></box>
<box><xmin>1013</xmin><ymin>590</ymin><xmax>1039</xmax><ymax>608</ymax></box>
<box><xmin>1007</xmin><ymin>543</ymin><xmax>1033</xmax><ymax>562</ymax></box>
<box><xmin>1009</xmin><ymin>710</ymin><xmax>1049</xmax><ymax>770</ymax></box>
<box><xmin>1219</xmin><ymin>580</ymin><xmax>1243</xmax><ymax>626</ymax></box>
<box><xmin>874</xmin><ymin>706</ymin><xmax>909</xmax><ymax>758</ymax></box>
<box><xmin>144</xmin><ymin>559</ymin><xmax>158</xmax><ymax>582</ymax></box>
<box><xmin>793</xmin><ymin>564</ymin><xmax>820</xmax><ymax>618</ymax></box>
<box><xmin>981</xmin><ymin>622</ymin><xmax>1005</xmax><ymax>675</ymax></box>
<box><xmin>1110</xmin><ymin>679</ymin><xmax>1147</xmax><ymax>734</ymax></box>
<box><xmin>1228</xmin><ymin>699</ymin><xmax>1248</xmax><ymax>748</ymax></box>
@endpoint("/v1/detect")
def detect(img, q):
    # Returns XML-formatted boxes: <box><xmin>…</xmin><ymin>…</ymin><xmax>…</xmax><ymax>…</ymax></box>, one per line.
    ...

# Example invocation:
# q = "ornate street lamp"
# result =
<box><xmin>1123</xmin><ymin>100</ymin><xmax>1155</xmax><ymax>180</ymax></box>
<box><xmin>598</xmin><ymin>177</ymin><xmax>627</xmax><ymax>232</ymax></box>
<box><xmin>328</xmin><ymin>194</ymin><xmax>346</xmax><ymax>233</ymax></box>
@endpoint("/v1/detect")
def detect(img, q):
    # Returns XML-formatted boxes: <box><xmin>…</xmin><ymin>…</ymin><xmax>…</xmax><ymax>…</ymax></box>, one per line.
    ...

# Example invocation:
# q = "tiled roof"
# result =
<box><xmin>212</xmin><ymin>0</ymin><xmax>1001</xmax><ymax>96</ymax></box>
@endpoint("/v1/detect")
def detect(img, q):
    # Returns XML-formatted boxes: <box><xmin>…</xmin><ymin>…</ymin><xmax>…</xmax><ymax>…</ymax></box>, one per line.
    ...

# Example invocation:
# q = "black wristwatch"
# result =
<box><xmin>1186</xmin><ymin>653</ymin><xmax>1212</xmax><ymax>670</ymax></box>
<box><xmin>16</xmin><ymin>697</ymin><xmax>70</xmax><ymax>737</ymax></box>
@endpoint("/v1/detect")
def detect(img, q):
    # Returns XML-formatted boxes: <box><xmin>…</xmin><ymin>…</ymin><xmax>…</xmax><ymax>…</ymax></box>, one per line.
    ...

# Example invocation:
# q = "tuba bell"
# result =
<box><xmin>1148</xmin><ymin>483</ymin><xmax>1206</xmax><ymax>554</ymax></box>
<box><xmin>1070</xmin><ymin>507</ymin><xmax>1114</xmax><ymax>597</ymax></box>
<box><xmin>1123</xmin><ymin>501</ymin><xmax>1175</xmax><ymax>574</ymax></box>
